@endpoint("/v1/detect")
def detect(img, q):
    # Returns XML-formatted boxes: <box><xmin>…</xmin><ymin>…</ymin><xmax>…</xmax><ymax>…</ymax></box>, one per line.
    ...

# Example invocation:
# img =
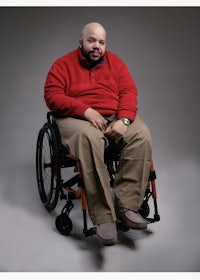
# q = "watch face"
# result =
<box><xmin>120</xmin><ymin>118</ymin><xmax>131</xmax><ymax>126</ymax></box>
<box><xmin>122</xmin><ymin>118</ymin><xmax>130</xmax><ymax>125</ymax></box>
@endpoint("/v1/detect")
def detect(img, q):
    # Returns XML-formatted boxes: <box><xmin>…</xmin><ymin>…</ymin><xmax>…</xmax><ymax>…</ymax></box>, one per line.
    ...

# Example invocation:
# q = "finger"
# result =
<box><xmin>91</xmin><ymin>119</ymin><xmax>105</xmax><ymax>131</ymax></box>
<box><xmin>104</xmin><ymin>126</ymin><xmax>111</xmax><ymax>134</ymax></box>
<box><xmin>98</xmin><ymin>121</ymin><xmax>106</xmax><ymax>131</ymax></box>
<box><xmin>97</xmin><ymin>117</ymin><xmax>107</xmax><ymax>130</ymax></box>
<box><xmin>91</xmin><ymin>119</ymin><xmax>99</xmax><ymax>129</ymax></box>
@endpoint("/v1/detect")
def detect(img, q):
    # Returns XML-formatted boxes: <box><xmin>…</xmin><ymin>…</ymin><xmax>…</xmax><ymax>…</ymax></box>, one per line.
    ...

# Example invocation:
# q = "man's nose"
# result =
<box><xmin>93</xmin><ymin>41</ymin><xmax>100</xmax><ymax>49</ymax></box>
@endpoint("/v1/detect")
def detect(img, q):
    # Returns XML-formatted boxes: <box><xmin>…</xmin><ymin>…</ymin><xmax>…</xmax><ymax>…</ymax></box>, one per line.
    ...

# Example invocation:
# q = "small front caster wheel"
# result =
<box><xmin>55</xmin><ymin>214</ymin><xmax>73</xmax><ymax>236</ymax></box>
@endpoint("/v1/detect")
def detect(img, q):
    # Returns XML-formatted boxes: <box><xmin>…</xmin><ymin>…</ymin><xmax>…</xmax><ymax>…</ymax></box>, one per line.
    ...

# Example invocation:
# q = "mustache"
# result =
<box><xmin>90</xmin><ymin>49</ymin><xmax>101</xmax><ymax>54</ymax></box>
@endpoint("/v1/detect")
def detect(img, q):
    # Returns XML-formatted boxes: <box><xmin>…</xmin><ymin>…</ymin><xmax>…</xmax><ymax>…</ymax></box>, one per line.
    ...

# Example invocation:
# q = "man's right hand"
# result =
<box><xmin>83</xmin><ymin>108</ymin><xmax>107</xmax><ymax>131</ymax></box>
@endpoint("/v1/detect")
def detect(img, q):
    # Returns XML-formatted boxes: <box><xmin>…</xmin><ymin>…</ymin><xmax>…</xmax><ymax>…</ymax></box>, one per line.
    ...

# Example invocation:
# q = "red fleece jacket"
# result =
<box><xmin>44</xmin><ymin>48</ymin><xmax>138</xmax><ymax>120</ymax></box>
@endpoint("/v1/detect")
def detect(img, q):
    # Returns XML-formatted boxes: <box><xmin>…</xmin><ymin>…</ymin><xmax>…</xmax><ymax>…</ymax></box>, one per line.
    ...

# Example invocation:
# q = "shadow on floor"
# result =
<box><xmin>52</xmin><ymin>220</ymin><xmax>153</xmax><ymax>270</ymax></box>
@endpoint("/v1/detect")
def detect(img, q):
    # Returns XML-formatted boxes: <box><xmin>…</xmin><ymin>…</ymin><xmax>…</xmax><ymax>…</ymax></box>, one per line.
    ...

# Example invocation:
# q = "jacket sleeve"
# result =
<box><xmin>114</xmin><ymin>55</ymin><xmax>138</xmax><ymax>120</ymax></box>
<box><xmin>44</xmin><ymin>61</ymin><xmax>89</xmax><ymax>117</ymax></box>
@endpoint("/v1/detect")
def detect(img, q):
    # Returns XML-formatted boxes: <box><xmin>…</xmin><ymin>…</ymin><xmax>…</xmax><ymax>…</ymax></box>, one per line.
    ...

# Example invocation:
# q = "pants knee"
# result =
<box><xmin>124</xmin><ymin>118</ymin><xmax>152</xmax><ymax>158</ymax></box>
<box><xmin>76</xmin><ymin>129</ymin><xmax>105</xmax><ymax>151</ymax></box>
<box><xmin>140</xmin><ymin>123</ymin><xmax>152</xmax><ymax>146</ymax></box>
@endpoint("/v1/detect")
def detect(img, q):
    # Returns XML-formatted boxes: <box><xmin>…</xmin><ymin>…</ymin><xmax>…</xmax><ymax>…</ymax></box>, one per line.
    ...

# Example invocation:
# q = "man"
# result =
<box><xmin>44</xmin><ymin>22</ymin><xmax>152</xmax><ymax>246</ymax></box>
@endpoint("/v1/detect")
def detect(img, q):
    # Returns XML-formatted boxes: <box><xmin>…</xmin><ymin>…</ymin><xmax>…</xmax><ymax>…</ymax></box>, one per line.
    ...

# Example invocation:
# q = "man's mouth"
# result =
<box><xmin>90</xmin><ymin>50</ymin><xmax>100</xmax><ymax>54</ymax></box>
<box><xmin>90</xmin><ymin>51</ymin><xmax>101</xmax><ymax>58</ymax></box>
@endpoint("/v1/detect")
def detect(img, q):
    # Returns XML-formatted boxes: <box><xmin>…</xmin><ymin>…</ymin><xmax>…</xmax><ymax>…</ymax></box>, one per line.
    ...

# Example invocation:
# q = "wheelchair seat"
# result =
<box><xmin>36</xmin><ymin>111</ymin><xmax>160</xmax><ymax>237</ymax></box>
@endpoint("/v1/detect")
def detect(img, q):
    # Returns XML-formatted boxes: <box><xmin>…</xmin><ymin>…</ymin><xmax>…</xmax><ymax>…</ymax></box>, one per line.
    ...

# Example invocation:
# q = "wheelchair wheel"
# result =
<box><xmin>55</xmin><ymin>214</ymin><xmax>73</xmax><ymax>236</ymax></box>
<box><xmin>36</xmin><ymin>122</ymin><xmax>61</xmax><ymax>212</ymax></box>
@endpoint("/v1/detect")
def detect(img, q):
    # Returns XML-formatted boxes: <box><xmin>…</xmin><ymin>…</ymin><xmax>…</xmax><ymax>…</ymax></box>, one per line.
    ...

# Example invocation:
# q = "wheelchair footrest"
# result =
<box><xmin>146</xmin><ymin>213</ymin><xmax>160</xmax><ymax>223</ymax></box>
<box><xmin>83</xmin><ymin>227</ymin><xmax>97</xmax><ymax>237</ymax></box>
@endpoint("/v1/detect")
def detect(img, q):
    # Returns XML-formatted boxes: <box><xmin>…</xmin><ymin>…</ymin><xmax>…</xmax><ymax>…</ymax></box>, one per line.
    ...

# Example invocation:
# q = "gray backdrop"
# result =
<box><xmin>0</xmin><ymin>7</ymin><xmax>200</xmax><ymax>272</ymax></box>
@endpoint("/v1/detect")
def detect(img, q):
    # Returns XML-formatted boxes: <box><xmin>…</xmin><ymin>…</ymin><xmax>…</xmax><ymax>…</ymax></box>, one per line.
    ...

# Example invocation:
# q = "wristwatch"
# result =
<box><xmin>120</xmin><ymin>117</ymin><xmax>132</xmax><ymax>126</ymax></box>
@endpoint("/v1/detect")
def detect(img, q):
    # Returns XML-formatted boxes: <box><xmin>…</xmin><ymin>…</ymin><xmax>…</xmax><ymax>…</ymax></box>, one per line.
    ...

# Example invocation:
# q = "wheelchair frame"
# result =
<box><xmin>36</xmin><ymin>111</ymin><xmax>160</xmax><ymax>237</ymax></box>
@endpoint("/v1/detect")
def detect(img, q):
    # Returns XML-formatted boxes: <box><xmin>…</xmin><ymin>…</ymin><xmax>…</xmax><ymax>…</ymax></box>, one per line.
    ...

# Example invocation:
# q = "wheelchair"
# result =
<box><xmin>36</xmin><ymin>111</ymin><xmax>160</xmax><ymax>237</ymax></box>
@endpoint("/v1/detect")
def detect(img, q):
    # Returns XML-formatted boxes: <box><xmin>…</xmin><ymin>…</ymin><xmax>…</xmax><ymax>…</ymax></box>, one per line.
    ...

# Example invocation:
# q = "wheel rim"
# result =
<box><xmin>41</xmin><ymin>129</ymin><xmax>54</xmax><ymax>203</ymax></box>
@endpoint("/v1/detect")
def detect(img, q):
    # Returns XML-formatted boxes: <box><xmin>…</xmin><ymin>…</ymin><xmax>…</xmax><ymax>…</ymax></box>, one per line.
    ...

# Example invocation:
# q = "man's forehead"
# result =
<box><xmin>87</xmin><ymin>33</ymin><xmax>106</xmax><ymax>40</ymax></box>
<box><xmin>83</xmin><ymin>24</ymin><xmax>106</xmax><ymax>39</ymax></box>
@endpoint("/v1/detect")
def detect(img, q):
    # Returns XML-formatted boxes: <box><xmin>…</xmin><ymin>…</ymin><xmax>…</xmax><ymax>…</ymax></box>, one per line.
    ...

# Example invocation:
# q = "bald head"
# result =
<box><xmin>79</xmin><ymin>22</ymin><xmax>107</xmax><ymax>64</ymax></box>
<box><xmin>81</xmin><ymin>22</ymin><xmax>106</xmax><ymax>40</ymax></box>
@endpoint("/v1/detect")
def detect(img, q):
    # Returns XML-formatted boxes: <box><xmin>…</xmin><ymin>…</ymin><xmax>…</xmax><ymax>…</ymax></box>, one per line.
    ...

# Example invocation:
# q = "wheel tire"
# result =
<box><xmin>55</xmin><ymin>214</ymin><xmax>73</xmax><ymax>236</ymax></box>
<box><xmin>139</xmin><ymin>201</ymin><xmax>150</xmax><ymax>218</ymax></box>
<box><xmin>36</xmin><ymin>122</ymin><xmax>60</xmax><ymax>212</ymax></box>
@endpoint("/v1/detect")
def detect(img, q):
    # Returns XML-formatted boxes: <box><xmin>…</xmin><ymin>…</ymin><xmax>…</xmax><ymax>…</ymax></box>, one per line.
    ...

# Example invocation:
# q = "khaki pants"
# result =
<box><xmin>56</xmin><ymin>116</ymin><xmax>152</xmax><ymax>225</ymax></box>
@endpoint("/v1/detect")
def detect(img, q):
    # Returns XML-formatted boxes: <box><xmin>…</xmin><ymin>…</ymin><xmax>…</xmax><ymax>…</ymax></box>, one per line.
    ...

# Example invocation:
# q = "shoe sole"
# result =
<box><xmin>116</xmin><ymin>214</ymin><xmax>147</xmax><ymax>230</ymax></box>
<box><xmin>97</xmin><ymin>233</ymin><xmax>117</xmax><ymax>246</ymax></box>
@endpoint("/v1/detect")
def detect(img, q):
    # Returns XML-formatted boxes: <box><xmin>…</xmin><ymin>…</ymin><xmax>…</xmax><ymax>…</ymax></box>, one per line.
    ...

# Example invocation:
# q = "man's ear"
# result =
<box><xmin>79</xmin><ymin>39</ymin><xmax>83</xmax><ymax>48</ymax></box>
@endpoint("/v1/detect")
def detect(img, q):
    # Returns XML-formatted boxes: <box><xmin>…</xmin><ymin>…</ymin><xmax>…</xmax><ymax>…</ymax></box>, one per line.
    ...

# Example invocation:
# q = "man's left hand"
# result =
<box><xmin>104</xmin><ymin>120</ymin><xmax>128</xmax><ymax>139</ymax></box>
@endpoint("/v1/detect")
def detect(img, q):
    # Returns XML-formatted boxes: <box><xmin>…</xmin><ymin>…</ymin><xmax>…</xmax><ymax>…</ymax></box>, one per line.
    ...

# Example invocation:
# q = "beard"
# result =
<box><xmin>81</xmin><ymin>46</ymin><xmax>104</xmax><ymax>66</ymax></box>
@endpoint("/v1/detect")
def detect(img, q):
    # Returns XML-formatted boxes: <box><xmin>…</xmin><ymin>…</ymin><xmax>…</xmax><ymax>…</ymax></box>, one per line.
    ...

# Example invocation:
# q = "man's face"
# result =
<box><xmin>79</xmin><ymin>25</ymin><xmax>106</xmax><ymax>64</ymax></box>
